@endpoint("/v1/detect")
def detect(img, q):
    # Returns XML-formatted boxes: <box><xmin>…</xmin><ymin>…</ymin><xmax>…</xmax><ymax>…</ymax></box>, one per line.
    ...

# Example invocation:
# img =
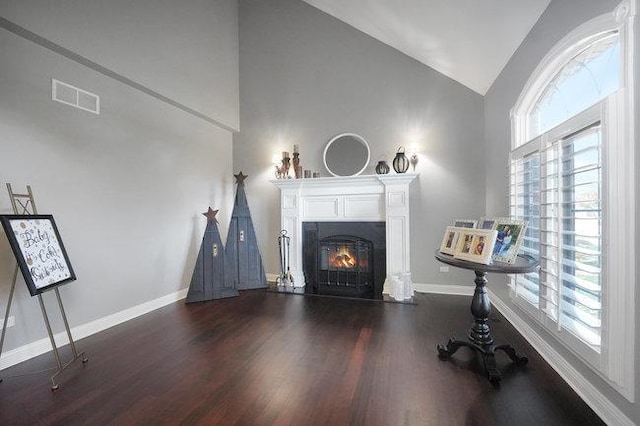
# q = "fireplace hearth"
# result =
<box><xmin>303</xmin><ymin>222</ymin><xmax>385</xmax><ymax>300</ymax></box>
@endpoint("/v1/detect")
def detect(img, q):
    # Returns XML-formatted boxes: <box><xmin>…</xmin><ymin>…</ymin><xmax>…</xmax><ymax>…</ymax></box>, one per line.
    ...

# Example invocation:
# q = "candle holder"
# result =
<box><xmin>293</xmin><ymin>152</ymin><xmax>301</xmax><ymax>178</ymax></box>
<box><xmin>281</xmin><ymin>152</ymin><xmax>291</xmax><ymax>178</ymax></box>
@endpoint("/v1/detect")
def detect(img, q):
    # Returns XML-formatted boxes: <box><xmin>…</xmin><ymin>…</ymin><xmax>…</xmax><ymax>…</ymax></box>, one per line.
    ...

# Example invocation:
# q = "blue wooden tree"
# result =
<box><xmin>185</xmin><ymin>207</ymin><xmax>239</xmax><ymax>303</ymax></box>
<box><xmin>225</xmin><ymin>172</ymin><xmax>267</xmax><ymax>290</ymax></box>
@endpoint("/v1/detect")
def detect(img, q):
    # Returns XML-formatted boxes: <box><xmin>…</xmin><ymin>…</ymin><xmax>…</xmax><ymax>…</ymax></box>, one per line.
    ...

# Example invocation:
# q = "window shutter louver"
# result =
<box><xmin>510</xmin><ymin>123</ymin><xmax>602</xmax><ymax>349</ymax></box>
<box><xmin>510</xmin><ymin>153</ymin><xmax>542</xmax><ymax>309</ymax></box>
<box><xmin>558</xmin><ymin>125</ymin><xmax>602</xmax><ymax>347</ymax></box>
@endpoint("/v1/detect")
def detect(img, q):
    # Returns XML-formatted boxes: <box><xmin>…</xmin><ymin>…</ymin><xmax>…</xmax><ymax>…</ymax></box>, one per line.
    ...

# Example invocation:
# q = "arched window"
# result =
<box><xmin>528</xmin><ymin>31</ymin><xmax>619</xmax><ymax>138</ymax></box>
<box><xmin>509</xmin><ymin>1</ymin><xmax>635</xmax><ymax>401</ymax></box>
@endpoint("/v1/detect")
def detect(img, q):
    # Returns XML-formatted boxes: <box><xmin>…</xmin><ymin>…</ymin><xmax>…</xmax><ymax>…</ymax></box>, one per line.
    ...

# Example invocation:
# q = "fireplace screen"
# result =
<box><xmin>302</xmin><ymin>222</ymin><xmax>385</xmax><ymax>300</ymax></box>
<box><xmin>318</xmin><ymin>237</ymin><xmax>373</xmax><ymax>296</ymax></box>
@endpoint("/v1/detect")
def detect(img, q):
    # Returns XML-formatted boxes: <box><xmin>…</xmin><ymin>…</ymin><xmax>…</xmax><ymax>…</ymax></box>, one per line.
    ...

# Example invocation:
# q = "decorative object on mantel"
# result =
<box><xmin>225</xmin><ymin>172</ymin><xmax>267</xmax><ymax>290</ymax></box>
<box><xmin>185</xmin><ymin>207</ymin><xmax>238</xmax><ymax>303</ymax></box>
<box><xmin>274</xmin><ymin>151</ymin><xmax>291</xmax><ymax>179</ymax></box>
<box><xmin>323</xmin><ymin>133</ymin><xmax>371</xmax><ymax>177</ymax></box>
<box><xmin>392</xmin><ymin>146</ymin><xmax>410</xmax><ymax>173</ymax></box>
<box><xmin>276</xmin><ymin>229</ymin><xmax>293</xmax><ymax>287</ymax></box>
<box><xmin>275</xmin><ymin>145</ymin><xmax>306</xmax><ymax>179</ymax></box>
<box><xmin>292</xmin><ymin>144</ymin><xmax>302</xmax><ymax>178</ymax></box>
<box><xmin>375</xmin><ymin>157</ymin><xmax>390</xmax><ymax>174</ymax></box>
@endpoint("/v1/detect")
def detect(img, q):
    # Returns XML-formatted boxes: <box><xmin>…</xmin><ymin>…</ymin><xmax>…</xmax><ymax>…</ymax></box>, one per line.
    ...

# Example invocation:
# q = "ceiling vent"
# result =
<box><xmin>51</xmin><ymin>79</ymin><xmax>100</xmax><ymax>114</ymax></box>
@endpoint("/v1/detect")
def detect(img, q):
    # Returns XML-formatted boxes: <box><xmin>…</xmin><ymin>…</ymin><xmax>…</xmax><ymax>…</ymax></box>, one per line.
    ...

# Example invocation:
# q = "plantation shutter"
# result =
<box><xmin>510</xmin><ymin>121</ymin><xmax>602</xmax><ymax>349</ymax></box>
<box><xmin>510</xmin><ymin>152</ymin><xmax>542</xmax><ymax>309</ymax></box>
<box><xmin>557</xmin><ymin>124</ymin><xmax>602</xmax><ymax>347</ymax></box>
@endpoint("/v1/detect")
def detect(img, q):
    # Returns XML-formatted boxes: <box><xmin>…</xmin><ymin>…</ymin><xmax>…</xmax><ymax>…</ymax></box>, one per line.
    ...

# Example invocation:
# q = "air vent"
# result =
<box><xmin>51</xmin><ymin>79</ymin><xmax>100</xmax><ymax>114</ymax></box>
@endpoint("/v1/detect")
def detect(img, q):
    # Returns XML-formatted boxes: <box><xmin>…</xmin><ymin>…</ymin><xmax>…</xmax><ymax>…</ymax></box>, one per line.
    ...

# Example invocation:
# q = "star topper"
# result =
<box><xmin>234</xmin><ymin>171</ymin><xmax>248</xmax><ymax>185</ymax></box>
<box><xmin>202</xmin><ymin>207</ymin><xmax>219</xmax><ymax>223</ymax></box>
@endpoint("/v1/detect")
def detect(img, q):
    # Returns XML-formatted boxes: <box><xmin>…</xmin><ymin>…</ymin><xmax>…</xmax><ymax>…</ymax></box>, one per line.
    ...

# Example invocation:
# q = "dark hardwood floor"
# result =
<box><xmin>0</xmin><ymin>290</ymin><xmax>603</xmax><ymax>425</ymax></box>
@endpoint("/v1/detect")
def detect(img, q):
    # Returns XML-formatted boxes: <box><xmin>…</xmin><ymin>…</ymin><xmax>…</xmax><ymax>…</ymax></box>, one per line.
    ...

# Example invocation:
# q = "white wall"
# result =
<box><xmin>0</xmin><ymin>1</ymin><xmax>238</xmax><ymax>356</ymax></box>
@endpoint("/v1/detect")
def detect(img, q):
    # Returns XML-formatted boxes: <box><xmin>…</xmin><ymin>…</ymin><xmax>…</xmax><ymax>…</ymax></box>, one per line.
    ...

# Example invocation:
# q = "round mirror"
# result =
<box><xmin>323</xmin><ymin>133</ymin><xmax>370</xmax><ymax>177</ymax></box>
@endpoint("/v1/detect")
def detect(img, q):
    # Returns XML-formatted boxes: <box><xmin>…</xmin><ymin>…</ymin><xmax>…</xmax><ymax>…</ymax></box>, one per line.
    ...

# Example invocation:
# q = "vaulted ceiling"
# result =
<box><xmin>303</xmin><ymin>0</ymin><xmax>551</xmax><ymax>95</ymax></box>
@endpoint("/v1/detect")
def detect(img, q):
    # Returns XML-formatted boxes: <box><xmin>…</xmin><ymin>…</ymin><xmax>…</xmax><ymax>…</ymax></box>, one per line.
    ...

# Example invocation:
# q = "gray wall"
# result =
<box><xmin>484</xmin><ymin>0</ymin><xmax>639</xmax><ymax>422</ymax></box>
<box><xmin>234</xmin><ymin>0</ymin><xmax>486</xmax><ymax>286</ymax></box>
<box><xmin>0</xmin><ymin>1</ymin><xmax>238</xmax><ymax>354</ymax></box>
<box><xmin>0</xmin><ymin>0</ymin><xmax>239</xmax><ymax>131</ymax></box>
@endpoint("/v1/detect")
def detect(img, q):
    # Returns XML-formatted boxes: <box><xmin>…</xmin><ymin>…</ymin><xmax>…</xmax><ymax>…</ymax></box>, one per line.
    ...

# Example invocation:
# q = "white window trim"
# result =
<box><xmin>509</xmin><ymin>0</ymin><xmax>635</xmax><ymax>402</ymax></box>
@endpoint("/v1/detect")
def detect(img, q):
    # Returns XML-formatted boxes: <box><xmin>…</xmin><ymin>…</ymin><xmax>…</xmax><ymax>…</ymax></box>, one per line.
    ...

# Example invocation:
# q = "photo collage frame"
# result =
<box><xmin>439</xmin><ymin>217</ymin><xmax>528</xmax><ymax>265</ymax></box>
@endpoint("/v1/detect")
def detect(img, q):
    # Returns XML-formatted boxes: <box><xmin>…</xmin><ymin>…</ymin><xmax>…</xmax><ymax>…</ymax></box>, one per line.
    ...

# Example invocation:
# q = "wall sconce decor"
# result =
<box><xmin>409</xmin><ymin>143</ymin><xmax>419</xmax><ymax>172</ymax></box>
<box><xmin>392</xmin><ymin>146</ymin><xmax>410</xmax><ymax>173</ymax></box>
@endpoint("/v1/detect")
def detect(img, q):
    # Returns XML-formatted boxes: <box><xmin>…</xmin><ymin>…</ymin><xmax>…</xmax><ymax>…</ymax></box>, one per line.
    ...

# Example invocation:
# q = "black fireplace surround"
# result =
<box><xmin>302</xmin><ymin>222</ymin><xmax>386</xmax><ymax>300</ymax></box>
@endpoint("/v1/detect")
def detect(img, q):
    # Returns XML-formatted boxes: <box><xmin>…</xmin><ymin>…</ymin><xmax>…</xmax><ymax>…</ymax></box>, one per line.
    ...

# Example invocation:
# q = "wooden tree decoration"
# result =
<box><xmin>185</xmin><ymin>207</ymin><xmax>239</xmax><ymax>303</ymax></box>
<box><xmin>225</xmin><ymin>172</ymin><xmax>267</xmax><ymax>290</ymax></box>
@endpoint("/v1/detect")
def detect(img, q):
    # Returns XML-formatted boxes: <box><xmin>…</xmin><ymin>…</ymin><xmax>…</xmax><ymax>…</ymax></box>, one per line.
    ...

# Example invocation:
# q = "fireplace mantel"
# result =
<box><xmin>271</xmin><ymin>174</ymin><xmax>417</xmax><ymax>299</ymax></box>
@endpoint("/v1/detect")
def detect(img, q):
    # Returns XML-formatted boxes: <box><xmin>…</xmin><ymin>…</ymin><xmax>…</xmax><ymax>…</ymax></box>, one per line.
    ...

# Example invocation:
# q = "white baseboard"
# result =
<box><xmin>488</xmin><ymin>290</ymin><xmax>633</xmax><ymax>426</ymax></box>
<box><xmin>0</xmin><ymin>287</ymin><xmax>188</xmax><ymax>371</ymax></box>
<box><xmin>413</xmin><ymin>282</ymin><xmax>474</xmax><ymax>296</ymax></box>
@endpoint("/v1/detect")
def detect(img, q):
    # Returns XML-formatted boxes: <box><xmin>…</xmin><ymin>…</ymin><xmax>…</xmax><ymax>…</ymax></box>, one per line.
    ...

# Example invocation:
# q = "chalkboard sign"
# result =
<box><xmin>0</xmin><ymin>214</ymin><xmax>76</xmax><ymax>296</ymax></box>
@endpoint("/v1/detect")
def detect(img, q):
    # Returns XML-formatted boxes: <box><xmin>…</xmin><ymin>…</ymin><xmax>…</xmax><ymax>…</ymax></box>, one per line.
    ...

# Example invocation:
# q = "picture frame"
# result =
<box><xmin>478</xmin><ymin>217</ymin><xmax>497</xmax><ymax>230</ymax></box>
<box><xmin>439</xmin><ymin>226</ymin><xmax>463</xmax><ymax>255</ymax></box>
<box><xmin>453</xmin><ymin>219</ymin><xmax>477</xmax><ymax>228</ymax></box>
<box><xmin>453</xmin><ymin>228</ymin><xmax>498</xmax><ymax>265</ymax></box>
<box><xmin>491</xmin><ymin>218</ymin><xmax>528</xmax><ymax>264</ymax></box>
<box><xmin>0</xmin><ymin>214</ymin><xmax>76</xmax><ymax>296</ymax></box>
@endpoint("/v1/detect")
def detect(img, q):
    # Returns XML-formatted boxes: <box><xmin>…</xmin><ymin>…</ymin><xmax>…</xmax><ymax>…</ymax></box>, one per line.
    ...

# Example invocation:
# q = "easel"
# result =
<box><xmin>0</xmin><ymin>184</ymin><xmax>87</xmax><ymax>390</ymax></box>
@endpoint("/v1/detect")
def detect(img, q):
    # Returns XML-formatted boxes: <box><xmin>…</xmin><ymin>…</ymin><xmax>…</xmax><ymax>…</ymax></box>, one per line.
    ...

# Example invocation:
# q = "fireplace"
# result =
<box><xmin>303</xmin><ymin>222</ymin><xmax>385</xmax><ymax>299</ymax></box>
<box><xmin>271</xmin><ymin>174</ymin><xmax>416</xmax><ymax>301</ymax></box>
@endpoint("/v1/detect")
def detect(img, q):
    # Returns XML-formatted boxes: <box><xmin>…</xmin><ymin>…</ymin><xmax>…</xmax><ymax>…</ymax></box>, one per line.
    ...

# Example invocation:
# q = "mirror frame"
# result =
<box><xmin>322</xmin><ymin>133</ymin><xmax>371</xmax><ymax>177</ymax></box>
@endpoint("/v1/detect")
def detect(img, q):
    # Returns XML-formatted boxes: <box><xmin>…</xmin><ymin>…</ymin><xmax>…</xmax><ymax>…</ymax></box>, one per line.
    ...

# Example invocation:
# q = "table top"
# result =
<box><xmin>434</xmin><ymin>250</ymin><xmax>539</xmax><ymax>274</ymax></box>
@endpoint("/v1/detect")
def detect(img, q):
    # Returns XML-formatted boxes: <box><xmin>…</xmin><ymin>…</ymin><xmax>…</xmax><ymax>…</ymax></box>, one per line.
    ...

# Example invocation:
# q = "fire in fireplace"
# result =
<box><xmin>323</xmin><ymin>243</ymin><xmax>368</xmax><ymax>269</ymax></box>
<box><xmin>303</xmin><ymin>222</ymin><xmax>385</xmax><ymax>299</ymax></box>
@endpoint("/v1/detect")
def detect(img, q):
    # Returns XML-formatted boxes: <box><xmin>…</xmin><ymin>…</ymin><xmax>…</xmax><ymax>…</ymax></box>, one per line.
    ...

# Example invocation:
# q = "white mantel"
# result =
<box><xmin>271</xmin><ymin>174</ymin><xmax>417</xmax><ymax>299</ymax></box>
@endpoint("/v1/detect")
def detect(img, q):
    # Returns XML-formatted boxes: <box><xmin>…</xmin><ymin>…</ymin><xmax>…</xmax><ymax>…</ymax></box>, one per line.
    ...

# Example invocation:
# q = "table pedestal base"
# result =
<box><xmin>437</xmin><ymin>337</ymin><xmax>528</xmax><ymax>383</ymax></box>
<box><xmin>437</xmin><ymin>270</ymin><xmax>528</xmax><ymax>384</ymax></box>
